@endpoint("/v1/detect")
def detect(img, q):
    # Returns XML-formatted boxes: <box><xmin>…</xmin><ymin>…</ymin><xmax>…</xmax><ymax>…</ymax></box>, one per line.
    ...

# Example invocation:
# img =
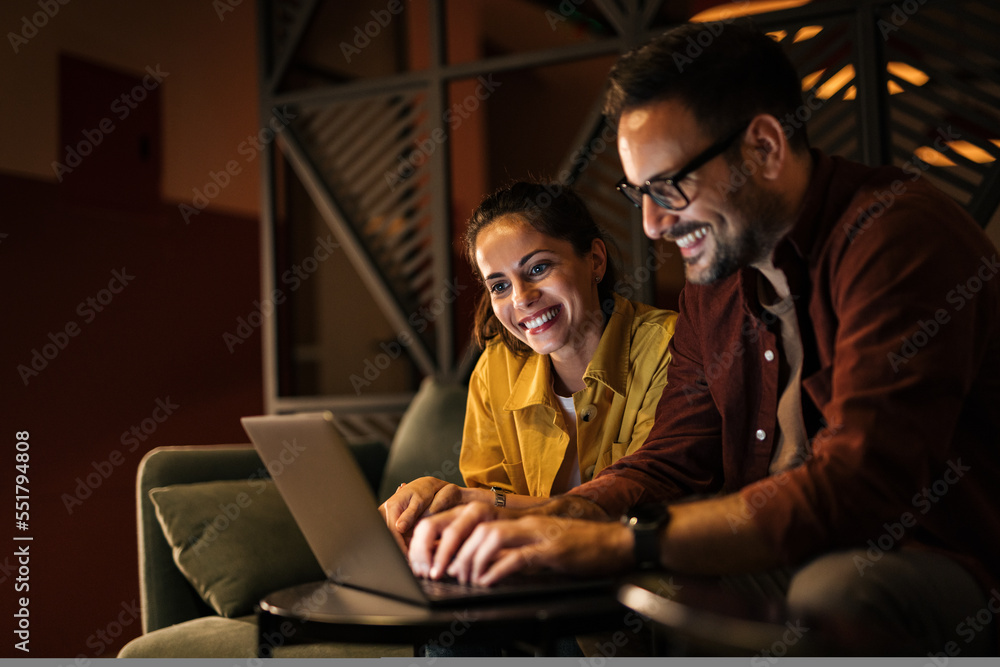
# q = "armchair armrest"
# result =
<box><xmin>136</xmin><ymin>440</ymin><xmax>389</xmax><ymax>634</ymax></box>
<box><xmin>136</xmin><ymin>445</ymin><xmax>267</xmax><ymax>633</ymax></box>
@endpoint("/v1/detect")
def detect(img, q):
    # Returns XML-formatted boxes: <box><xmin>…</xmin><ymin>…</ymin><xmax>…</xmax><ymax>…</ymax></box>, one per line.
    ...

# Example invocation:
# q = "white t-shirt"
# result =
<box><xmin>555</xmin><ymin>393</ymin><xmax>582</xmax><ymax>489</ymax></box>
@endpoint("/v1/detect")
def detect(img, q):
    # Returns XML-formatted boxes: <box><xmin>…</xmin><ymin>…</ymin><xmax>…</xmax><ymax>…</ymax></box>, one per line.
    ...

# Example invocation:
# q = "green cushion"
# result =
<box><xmin>149</xmin><ymin>480</ymin><xmax>324</xmax><ymax>618</ymax></box>
<box><xmin>116</xmin><ymin>615</ymin><xmax>412</xmax><ymax>658</ymax></box>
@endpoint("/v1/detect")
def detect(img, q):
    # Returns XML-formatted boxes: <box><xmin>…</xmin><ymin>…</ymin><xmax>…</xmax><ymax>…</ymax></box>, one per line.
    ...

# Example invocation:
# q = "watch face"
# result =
<box><xmin>629</xmin><ymin>503</ymin><xmax>669</xmax><ymax>527</ymax></box>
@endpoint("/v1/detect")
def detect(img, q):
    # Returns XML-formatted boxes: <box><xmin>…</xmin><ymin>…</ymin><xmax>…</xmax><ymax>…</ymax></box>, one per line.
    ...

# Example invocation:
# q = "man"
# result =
<box><xmin>407</xmin><ymin>22</ymin><xmax>1000</xmax><ymax>653</ymax></box>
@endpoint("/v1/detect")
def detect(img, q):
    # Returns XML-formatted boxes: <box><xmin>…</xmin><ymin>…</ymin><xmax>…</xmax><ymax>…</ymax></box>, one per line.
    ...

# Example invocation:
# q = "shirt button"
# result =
<box><xmin>581</xmin><ymin>405</ymin><xmax>598</xmax><ymax>422</ymax></box>
<box><xmin>764</xmin><ymin>350</ymin><xmax>775</xmax><ymax>362</ymax></box>
<box><xmin>756</xmin><ymin>429</ymin><xmax>766</xmax><ymax>441</ymax></box>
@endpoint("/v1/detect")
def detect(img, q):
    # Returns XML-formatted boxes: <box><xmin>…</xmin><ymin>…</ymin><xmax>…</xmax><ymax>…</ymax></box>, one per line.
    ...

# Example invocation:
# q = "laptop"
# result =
<box><xmin>241</xmin><ymin>411</ymin><xmax>611</xmax><ymax>607</ymax></box>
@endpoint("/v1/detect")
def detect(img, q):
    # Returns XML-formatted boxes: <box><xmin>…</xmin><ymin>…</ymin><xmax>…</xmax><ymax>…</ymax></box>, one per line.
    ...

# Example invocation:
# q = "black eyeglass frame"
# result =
<box><xmin>616</xmin><ymin>120</ymin><xmax>751</xmax><ymax>211</ymax></box>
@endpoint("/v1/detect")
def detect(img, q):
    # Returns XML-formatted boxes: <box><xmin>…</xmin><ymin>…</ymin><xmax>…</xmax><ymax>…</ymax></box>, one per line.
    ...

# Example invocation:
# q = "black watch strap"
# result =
<box><xmin>622</xmin><ymin>504</ymin><xmax>670</xmax><ymax>570</ymax></box>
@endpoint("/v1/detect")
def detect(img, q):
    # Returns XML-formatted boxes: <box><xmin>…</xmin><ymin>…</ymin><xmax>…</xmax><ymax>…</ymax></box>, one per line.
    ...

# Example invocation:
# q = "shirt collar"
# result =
<box><xmin>779</xmin><ymin>148</ymin><xmax>835</xmax><ymax>265</ymax></box>
<box><xmin>738</xmin><ymin>149</ymin><xmax>834</xmax><ymax>316</ymax></box>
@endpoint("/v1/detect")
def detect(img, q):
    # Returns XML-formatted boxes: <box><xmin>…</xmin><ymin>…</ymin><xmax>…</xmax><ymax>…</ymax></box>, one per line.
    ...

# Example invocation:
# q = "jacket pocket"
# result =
<box><xmin>593</xmin><ymin>440</ymin><xmax>630</xmax><ymax>478</ymax></box>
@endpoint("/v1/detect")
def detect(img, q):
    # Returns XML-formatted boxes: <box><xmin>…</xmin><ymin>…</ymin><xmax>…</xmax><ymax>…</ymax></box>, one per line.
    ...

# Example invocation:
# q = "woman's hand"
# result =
<box><xmin>379</xmin><ymin>477</ymin><xmax>488</xmax><ymax>548</ymax></box>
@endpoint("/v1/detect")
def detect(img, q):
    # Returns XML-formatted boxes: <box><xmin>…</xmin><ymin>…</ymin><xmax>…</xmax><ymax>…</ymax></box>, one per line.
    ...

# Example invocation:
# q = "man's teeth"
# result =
<box><xmin>675</xmin><ymin>227</ymin><xmax>708</xmax><ymax>249</ymax></box>
<box><xmin>523</xmin><ymin>307</ymin><xmax>559</xmax><ymax>330</ymax></box>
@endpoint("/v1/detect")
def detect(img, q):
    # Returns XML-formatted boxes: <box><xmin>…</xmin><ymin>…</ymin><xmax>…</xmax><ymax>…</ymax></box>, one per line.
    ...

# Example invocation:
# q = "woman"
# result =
<box><xmin>382</xmin><ymin>181</ymin><xmax>676</xmax><ymax>538</ymax></box>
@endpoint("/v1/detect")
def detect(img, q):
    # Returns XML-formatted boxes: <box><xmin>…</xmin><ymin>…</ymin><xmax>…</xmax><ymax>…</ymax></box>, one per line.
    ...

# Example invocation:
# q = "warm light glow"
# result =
<box><xmin>887</xmin><ymin>62</ymin><xmax>930</xmax><ymax>86</ymax></box>
<box><xmin>768</xmin><ymin>30</ymin><xmax>788</xmax><ymax>41</ymax></box>
<box><xmin>915</xmin><ymin>147</ymin><xmax>956</xmax><ymax>167</ymax></box>
<box><xmin>806</xmin><ymin>63</ymin><xmax>923</xmax><ymax>99</ymax></box>
<box><xmin>948</xmin><ymin>140</ymin><xmax>996</xmax><ymax>163</ymax></box>
<box><xmin>794</xmin><ymin>25</ymin><xmax>824</xmax><ymax>42</ymax></box>
<box><xmin>801</xmin><ymin>69</ymin><xmax>825</xmax><ymax>90</ymax></box>
<box><xmin>690</xmin><ymin>0</ymin><xmax>812</xmax><ymax>22</ymax></box>
<box><xmin>815</xmin><ymin>65</ymin><xmax>855</xmax><ymax>99</ymax></box>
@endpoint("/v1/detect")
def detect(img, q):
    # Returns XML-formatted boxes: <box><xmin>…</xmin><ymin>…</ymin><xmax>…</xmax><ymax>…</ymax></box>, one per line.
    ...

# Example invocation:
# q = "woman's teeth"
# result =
<box><xmin>522</xmin><ymin>306</ymin><xmax>559</xmax><ymax>330</ymax></box>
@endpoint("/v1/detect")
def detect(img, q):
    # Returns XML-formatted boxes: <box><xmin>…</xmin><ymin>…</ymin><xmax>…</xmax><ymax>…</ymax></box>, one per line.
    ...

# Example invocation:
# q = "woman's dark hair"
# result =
<box><xmin>465</xmin><ymin>181</ymin><xmax>621</xmax><ymax>355</ymax></box>
<box><xmin>603</xmin><ymin>20</ymin><xmax>809</xmax><ymax>152</ymax></box>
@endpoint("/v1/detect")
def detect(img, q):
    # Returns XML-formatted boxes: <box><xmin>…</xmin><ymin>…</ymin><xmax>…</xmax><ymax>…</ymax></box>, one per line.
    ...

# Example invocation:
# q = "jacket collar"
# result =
<box><xmin>738</xmin><ymin>149</ymin><xmax>834</xmax><ymax>318</ymax></box>
<box><xmin>504</xmin><ymin>294</ymin><xmax>632</xmax><ymax>412</ymax></box>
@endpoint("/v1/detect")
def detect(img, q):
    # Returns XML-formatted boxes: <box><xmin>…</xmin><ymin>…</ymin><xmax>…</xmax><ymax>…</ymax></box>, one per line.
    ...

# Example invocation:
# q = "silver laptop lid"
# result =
<box><xmin>241</xmin><ymin>412</ymin><xmax>428</xmax><ymax>605</ymax></box>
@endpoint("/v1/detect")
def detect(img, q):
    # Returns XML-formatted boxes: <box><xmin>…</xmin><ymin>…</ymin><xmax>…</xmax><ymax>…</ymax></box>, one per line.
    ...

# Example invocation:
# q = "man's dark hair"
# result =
<box><xmin>603</xmin><ymin>20</ymin><xmax>809</xmax><ymax>151</ymax></box>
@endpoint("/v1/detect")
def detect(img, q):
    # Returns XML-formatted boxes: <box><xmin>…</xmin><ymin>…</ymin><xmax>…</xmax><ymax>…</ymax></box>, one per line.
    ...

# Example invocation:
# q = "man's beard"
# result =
<box><xmin>688</xmin><ymin>178</ymin><xmax>789</xmax><ymax>285</ymax></box>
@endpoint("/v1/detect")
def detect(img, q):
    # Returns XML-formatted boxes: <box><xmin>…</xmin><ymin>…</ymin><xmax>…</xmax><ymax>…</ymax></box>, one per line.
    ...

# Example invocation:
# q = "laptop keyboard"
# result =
<box><xmin>419</xmin><ymin>577</ymin><xmax>493</xmax><ymax>599</ymax></box>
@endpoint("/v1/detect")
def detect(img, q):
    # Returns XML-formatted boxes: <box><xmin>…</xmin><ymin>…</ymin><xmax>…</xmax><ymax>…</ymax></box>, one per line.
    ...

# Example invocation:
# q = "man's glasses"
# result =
<box><xmin>616</xmin><ymin>121</ymin><xmax>750</xmax><ymax>211</ymax></box>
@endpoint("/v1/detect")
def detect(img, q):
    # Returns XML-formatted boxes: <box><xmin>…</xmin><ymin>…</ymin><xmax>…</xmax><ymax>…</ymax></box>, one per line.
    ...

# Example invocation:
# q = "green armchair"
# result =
<box><xmin>118</xmin><ymin>377</ymin><xmax>468</xmax><ymax>658</ymax></box>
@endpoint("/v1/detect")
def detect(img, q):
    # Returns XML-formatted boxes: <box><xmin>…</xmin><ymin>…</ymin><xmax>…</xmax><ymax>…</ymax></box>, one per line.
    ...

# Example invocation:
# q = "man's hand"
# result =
<box><xmin>408</xmin><ymin>501</ymin><xmax>505</xmax><ymax>579</ymax></box>
<box><xmin>446</xmin><ymin>515</ymin><xmax>634</xmax><ymax>586</ymax></box>
<box><xmin>378</xmin><ymin>476</ymin><xmax>468</xmax><ymax>546</ymax></box>
<box><xmin>406</xmin><ymin>492</ymin><xmax>614</xmax><ymax>579</ymax></box>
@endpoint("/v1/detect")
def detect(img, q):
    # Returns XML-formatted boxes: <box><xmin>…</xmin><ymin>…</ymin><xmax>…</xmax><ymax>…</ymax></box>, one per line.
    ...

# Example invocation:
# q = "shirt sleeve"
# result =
<box><xmin>745</xmin><ymin>185</ymin><xmax>999</xmax><ymax>564</ymax></box>
<box><xmin>458</xmin><ymin>351</ymin><xmax>515</xmax><ymax>492</ymax></box>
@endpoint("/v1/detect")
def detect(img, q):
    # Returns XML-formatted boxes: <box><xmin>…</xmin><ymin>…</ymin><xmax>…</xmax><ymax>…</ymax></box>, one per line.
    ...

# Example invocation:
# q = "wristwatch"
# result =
<box><xmin>490</xmin><ymin>486</ymin><xmax>507</xmax><ymax>508</ymax></box>
<box><xmin>621</xmin><ymin>503</ymin><xmax>670</xmax><ymax>570</ymax></box>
